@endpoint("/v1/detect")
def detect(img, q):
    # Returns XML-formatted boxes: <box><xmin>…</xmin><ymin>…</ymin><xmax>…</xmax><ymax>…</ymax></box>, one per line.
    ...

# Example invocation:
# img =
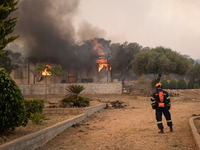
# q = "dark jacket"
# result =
<box><xmin>151</xmin><ymin>89</ymin><xmax>171</xmax><ymax>110</ymax></box>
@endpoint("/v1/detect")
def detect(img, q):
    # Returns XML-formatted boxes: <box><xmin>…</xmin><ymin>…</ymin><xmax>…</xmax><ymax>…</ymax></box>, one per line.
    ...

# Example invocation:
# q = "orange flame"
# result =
<box><xmin>93</xmin><ymin>39</ymin><xmax>111</xmax><ymax>72</ymax></box>
<box><xmin>96</xmin><ymin>58</ymin><xmax>111</xmax><ymax>72</ymax></box>
<box><xmin>93</xmin><ymin>39</ymin><xmax>104</xmax><ymax>55</ymax></box>
<box><xmin>42</xmin><ymin>65</ymin><xmax>52</xmax><ymax>76</ymax></box>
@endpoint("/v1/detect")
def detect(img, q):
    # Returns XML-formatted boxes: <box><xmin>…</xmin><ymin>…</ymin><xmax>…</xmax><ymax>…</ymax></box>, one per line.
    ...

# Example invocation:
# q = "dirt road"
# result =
<box><xmin>36</xmin><ymin>94</ymin><xmax>200</xmax><ymax>150</ymax></box>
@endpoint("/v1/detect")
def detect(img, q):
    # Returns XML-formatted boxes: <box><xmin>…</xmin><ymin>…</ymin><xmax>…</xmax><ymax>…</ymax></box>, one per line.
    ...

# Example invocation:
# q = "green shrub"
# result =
<box><xmin>161</xmin><ymin>79</ymin><xmax>169</xmax><ymax>89</ymax></box>
<box><xmin>61</xmin><ymin>95</ymin><xmax>90</xmax><ymax>107</ymax></box>
<box><xmin>188</xmin><ymin>79</ymin><xmax>195</xmax><ymax>89</ymax></box>
<box><xmin>77</xmin><ymin>96</ymin><xmax>90</xmax><ymax>107</ymax></box>
<box><xmin>194</xmin><ymin>84</ymin><xmax>200</xmax><ymax>89</ymax></box>
<box><xmin>66</xmin><ymin>85</ymin><xmax>85</xmax><ymax>98</ymax></box>
<box><xmin>0</xmin><ymin>68</ymin><xmax>26</xmax><ymax>133</ymax></box>
<box><xmin>177</xmin><ymin>79</ymin><xmax>187</xmax><ymax>89</ymax></box>
<box><xmin>30</xmin><ymin>112</ymin><xmax>45</xmax><ymax>124</ymax></box>
<box><xmin>137</xmin><ymin>76</ymin><xmax>150</xmax><ymax>84</ymax></box>
<box><xmin>61</xmin><ymin>96</ymin><xmax>74</xmax><ymax>107</ymax></box>
<box><xmin>25</xmin><ymin>98</ymin><xmax>44</xmax><ymax>118</ymax></box>
<box><xmin>168</xmin><ymin>79</ymin><xmax>177</xmax><ymax>89</ymax></box>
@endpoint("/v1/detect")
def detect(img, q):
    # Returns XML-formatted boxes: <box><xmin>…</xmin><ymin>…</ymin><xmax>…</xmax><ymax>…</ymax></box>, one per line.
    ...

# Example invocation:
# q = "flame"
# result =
<box><xmin>93</xmin><ymin>39</ymin><xmax>104</xmax><ymax>55</ymax></box>
<box><xmin>96</xmin><ymin>58</ymin><xmax>111</xmax><ymax>72</ymax></box>
<box><xmin>42</xmin><ymin>65</ymin><xmax>52</xmax><ymax>76</ymax></box>
<box><xmin>94</xmin><ymin>39</ymin><xmax>111</xmax><ymax>72</ymax></box>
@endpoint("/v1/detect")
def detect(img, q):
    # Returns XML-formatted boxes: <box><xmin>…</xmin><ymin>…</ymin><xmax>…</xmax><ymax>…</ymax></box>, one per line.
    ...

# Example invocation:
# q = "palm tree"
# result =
<box><xmin>66</xmin><ymin>85</ymin><xmax>85</xmax><ymax>98</ymax></box>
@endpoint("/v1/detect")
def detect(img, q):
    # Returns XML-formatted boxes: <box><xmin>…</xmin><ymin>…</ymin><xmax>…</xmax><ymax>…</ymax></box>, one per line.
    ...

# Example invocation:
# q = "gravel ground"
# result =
<box><xmin>36</xmin><ymin>94</ymin><xmax>200</xmax><ymax>150</ymax></box>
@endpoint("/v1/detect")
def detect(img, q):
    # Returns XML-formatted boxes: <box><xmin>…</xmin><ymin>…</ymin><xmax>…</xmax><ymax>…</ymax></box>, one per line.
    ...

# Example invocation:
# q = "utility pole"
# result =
<box><xmin>107</xmin><ymin>55</ymin><xmax>110</xmax><ymax>83</ymax></box>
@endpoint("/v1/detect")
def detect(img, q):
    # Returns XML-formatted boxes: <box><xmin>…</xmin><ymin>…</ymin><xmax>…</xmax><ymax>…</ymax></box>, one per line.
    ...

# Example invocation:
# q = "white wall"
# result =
<box><xmin>19</xmin><ymin>82</ymin><xmax>122</xmax><ymax>95</ymax></box>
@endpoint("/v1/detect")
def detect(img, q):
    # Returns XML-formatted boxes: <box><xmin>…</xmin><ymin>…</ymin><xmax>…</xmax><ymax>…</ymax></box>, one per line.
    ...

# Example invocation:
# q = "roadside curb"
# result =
<box><xmin>0</xmin><ymin>103</ymin><xmax>107</xmax><ymax>150</ymax></box>
<box><xmin>189</xmin><ymin>116</ymin><xmax>200</xmax><ymax>150</ymax></box>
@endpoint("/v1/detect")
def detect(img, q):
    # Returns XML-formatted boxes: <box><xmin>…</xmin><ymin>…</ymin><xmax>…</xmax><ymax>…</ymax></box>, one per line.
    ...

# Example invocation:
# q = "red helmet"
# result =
<box><xmin>155</xmin><ymin>82</ymin><xmax>162</xmax><ymax>88</ymax></box>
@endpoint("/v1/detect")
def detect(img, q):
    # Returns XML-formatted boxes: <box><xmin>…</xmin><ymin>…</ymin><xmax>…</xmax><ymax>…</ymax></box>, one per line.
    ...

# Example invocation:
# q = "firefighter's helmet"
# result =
<box><xmin>155</xmin><ymin>82</ymin><xmax>162</xmax><ymax>88</ymax></box>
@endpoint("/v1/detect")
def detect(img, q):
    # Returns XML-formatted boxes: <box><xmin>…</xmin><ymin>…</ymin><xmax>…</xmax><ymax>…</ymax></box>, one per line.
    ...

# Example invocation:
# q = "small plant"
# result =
<box><xmin>137</xmin><ymin>75</ymin><xmax>150</xmax><ymax>84</ymax></box>
<box><xmin>194</xmin><ymin>84</ymin><xmax>199</xmax><ymax>89</ymax></box>
<box><xmin>177</xmin><ymin>79</ymin><xmax>187</xmax><ymax>89</ymax></box>
<box><xmin>66</xmin><ymin>85</ymin><xmax>85</xmax><ymax>98</ymax></box>
<box><xmin>30</xmin><ymin>112</ymin><xmax>45</xmax><ymax>125</ymax></box>
<box><xmin>61</xmin><ymin>96</ymin><xmax>74</xmax><ymax>108</ymax></box>
<box><xmin>61</xmin><ymin>85</ymin><xmax>90</xmax><ymax>107</ymax></box>
<box><xmin>61</xmin><ymin>95</ymin><xmax>90</xmax><ymax>107</ymax></box>
<box><xmin>77</xmin><ymin>96</ymin><xmax>90</xmax><ymax>107</ymax></box>
<box><xmin>25</xmin><ymin>98</ymin><xmax>44</xmax><ymax>119</ymax></box>
<box><xmin>161</xmin><ymin>79</ymin><xmax>169</xmax><ymax>89</ymax></box>
<box><xmin>168</xmin><ymin>79</ymin><xmax>177</xmax><ymax>89</ymax></box>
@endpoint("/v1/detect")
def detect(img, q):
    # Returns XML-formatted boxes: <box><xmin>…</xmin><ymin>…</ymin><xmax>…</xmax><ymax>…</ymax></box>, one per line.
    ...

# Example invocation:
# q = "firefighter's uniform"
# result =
<box><xmin>151</xmin><ymin>83</ymin><xmax>173</xmax><ymax>133</ymax></box>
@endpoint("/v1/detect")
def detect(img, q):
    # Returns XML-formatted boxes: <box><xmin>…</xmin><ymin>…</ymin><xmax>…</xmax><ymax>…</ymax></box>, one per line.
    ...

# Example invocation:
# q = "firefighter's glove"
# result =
<box><xmin>166</xmin><ymin>104</ymin><xmax>171</xmax><ymax>110</ymax></box>
<box><xmin>151</xmin><ymin>103</ymin><xmax>156</xmax><ymax>109</ymax></box>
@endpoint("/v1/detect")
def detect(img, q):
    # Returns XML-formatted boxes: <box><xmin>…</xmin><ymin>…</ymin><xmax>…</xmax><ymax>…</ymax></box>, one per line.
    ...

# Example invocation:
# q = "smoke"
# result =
<box><xmin>16</xmin><ymin>0</ymin><xmax>80</xmax><ymax>67</ymax></box>
<box><xmin>77</xmin><ymin>20</ymin><xmax>106</xmax><ymax>41</ymax></box>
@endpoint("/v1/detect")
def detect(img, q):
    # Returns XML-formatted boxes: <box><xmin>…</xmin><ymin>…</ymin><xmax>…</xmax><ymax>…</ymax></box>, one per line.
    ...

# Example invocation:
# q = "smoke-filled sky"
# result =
<box><xmin>14</xmin><ymin>0</ymin><xmax>200</xmax><ymax>60</ymax></box>
<box><xmin>74</xmin><ymin>0</ymin><xmax>200</xmax><ymax>59</ymax></box>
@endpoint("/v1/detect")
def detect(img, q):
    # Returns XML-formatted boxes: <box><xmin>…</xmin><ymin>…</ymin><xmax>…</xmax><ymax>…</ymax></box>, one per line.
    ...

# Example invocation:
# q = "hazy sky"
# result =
<box><xmin>74</xmin><ymin>0</ymin><xmax>200</xmax><ymax>59</ymax></box>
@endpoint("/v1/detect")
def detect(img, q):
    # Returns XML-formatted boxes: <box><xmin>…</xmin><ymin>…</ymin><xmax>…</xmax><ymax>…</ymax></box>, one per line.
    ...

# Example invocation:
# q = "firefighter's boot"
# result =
<box><xmin>158</xmin><ymin>129</ymin><xmax>164</xmax><ymax>133</ymax></box>
<box><xmin>170</xmin><ymin>126</ymin><xmax>173</xmax><ymax>132</ymax></box>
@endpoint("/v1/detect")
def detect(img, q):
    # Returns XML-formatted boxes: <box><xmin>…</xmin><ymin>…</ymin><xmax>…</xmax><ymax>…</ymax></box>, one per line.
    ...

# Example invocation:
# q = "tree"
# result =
<box><xmin>161</xmin><ymin>79</ymin><xmax>169</xmax><ymax>89</ymax></box>
<box><xmin>132</xmin><ymin>46</ymin><xmax>190</xmax><ymax>87</ymax></box>
<box><xmin>188</xmin><ymin>62</ymin><xmax>200</xmax><ymax>85</ymax></box>
<box><xmin>36</xmin><ymin>63</ymin><xmax>67</xmax><ymax>102</ymax></box>
<box><xmin>188</xmin><ymin>79</ymin><xmax>195</xmax><ymax>89</ymax></box>
<box><xmin>0</xmin><ymin>68</ymin><xmax>26</xmax><ymax>134</ymax></box>
<box><xmin>0</xmin><ymin>0</ymin><xmax>19</xmax><ymax>57</ymax></box>
<box><xmin>36</xmin><ymin>63</ymin><xmax>67</xmax><ymax>83</ymax></box>
<box><xmin>0</xmin><ymin>50</ymin><xmax>23</xmax><ymax>73</ymax></box>
<box><xmin>168</xmin><ymin>79</ymin><xmax>177</xmax><ymax>89</ymax></box>
<box><xmin>110</xmin><ymin>42</ymin><xmax>141</xmax><ymax>85</ymax></box>
<box><xmin>177</xmin><ymin>79</ymin><xmax>187</xmax><ymax>89</ymax></box>
<box><xmin>0</xmin><ymin>50</ymin><xmax>11</xmax><ymax>73</ymax></box>
<box><xmin>36</xmin><ymin>63</ymin><xmax>67</xmax><ymax>77</ymax></box>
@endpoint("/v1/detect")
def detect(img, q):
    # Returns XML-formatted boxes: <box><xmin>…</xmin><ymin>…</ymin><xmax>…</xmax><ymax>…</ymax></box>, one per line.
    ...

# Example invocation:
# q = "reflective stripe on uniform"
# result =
<box><xmin>157</xmin><ymin>121</ymin><xmax>162</xmax><ymax>124</ymax></box>
<box><xmin>167</xmin><ymin>120</ymin><xmax>172</xmax><ymax>122</ymax></box>
<box><xmin>166</xmin><ymin>97</ymin><xmax>170</xmax><ymax>99</ymax></box>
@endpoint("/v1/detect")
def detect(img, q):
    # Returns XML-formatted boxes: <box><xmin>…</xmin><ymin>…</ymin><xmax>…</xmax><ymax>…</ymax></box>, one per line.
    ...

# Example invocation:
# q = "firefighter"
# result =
<box><xmin>151</xmin><ymin>82</ymin><xmax>173</xmax><ymax>133</ymax></box>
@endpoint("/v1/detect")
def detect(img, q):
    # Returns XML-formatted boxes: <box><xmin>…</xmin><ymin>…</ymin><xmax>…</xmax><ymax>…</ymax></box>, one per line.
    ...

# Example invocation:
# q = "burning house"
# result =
<box><xmin>10</xmin><ymin>0</ymin><xmax>115</xmax><ymax>86</ymax></box>
<box><xmin>10</xmin><ymin>39</ymin><xmax>112</xmax><ymax>85</ymax></box>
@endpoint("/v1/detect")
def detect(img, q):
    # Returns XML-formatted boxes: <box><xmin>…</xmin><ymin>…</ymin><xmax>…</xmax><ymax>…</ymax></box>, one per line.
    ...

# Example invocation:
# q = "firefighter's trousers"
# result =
<box><xmin>155</xmin><ymin>107</ymin><xmax>173</xmax><ymax>129</ymax></box>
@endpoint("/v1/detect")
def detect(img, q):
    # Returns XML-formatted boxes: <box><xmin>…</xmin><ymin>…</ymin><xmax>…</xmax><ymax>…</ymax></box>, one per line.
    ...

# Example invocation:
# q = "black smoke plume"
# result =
<box><xmin>16</xmin><ymin>0</ymin><xmax>93</xmax><ymax>68</ymax></box>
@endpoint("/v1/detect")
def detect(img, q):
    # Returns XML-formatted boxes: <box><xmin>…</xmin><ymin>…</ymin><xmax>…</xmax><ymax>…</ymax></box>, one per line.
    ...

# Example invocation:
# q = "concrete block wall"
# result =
<box><xmin>44</xmin><ymin>108</ymin><xmax>84</xmax><ymax>116</ymax></box>
<box><xmin>84</xmin><ymin>104</ymin><xmax>107</xmax><ymax>116</ymax></box>
<box><xmin>19</xmin><ymin>82</ymin><xmax>122</xmax><ymax>95</ymax></box>
<box><xmin>0</xmin><ymin>103</ymin><xmax>106</xmax><ymax>150</ymax></box>
<box><xmin>189</xmin><ymin>116</ymin><xmax>200</xmax><ymax>150</ymax></box>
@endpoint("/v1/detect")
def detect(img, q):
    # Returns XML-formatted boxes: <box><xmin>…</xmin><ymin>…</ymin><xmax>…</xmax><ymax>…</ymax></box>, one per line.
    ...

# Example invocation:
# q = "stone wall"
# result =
<box><xmin>19</xmin><ymin>82</ymin><xmax>122</xmax><ymax>95</ymax></box>
<box><xmin>0</xmin><ymin>104</ymin><xmax>106</xmax><ymax>150</ymax></box>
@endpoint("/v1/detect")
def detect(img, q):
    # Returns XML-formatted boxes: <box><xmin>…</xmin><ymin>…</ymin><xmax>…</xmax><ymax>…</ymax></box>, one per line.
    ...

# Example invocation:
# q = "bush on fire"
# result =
<box><xmin>0</xmin><ymin>68</ymin><xmax>26</xmax><ymax>134</ymax></box>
